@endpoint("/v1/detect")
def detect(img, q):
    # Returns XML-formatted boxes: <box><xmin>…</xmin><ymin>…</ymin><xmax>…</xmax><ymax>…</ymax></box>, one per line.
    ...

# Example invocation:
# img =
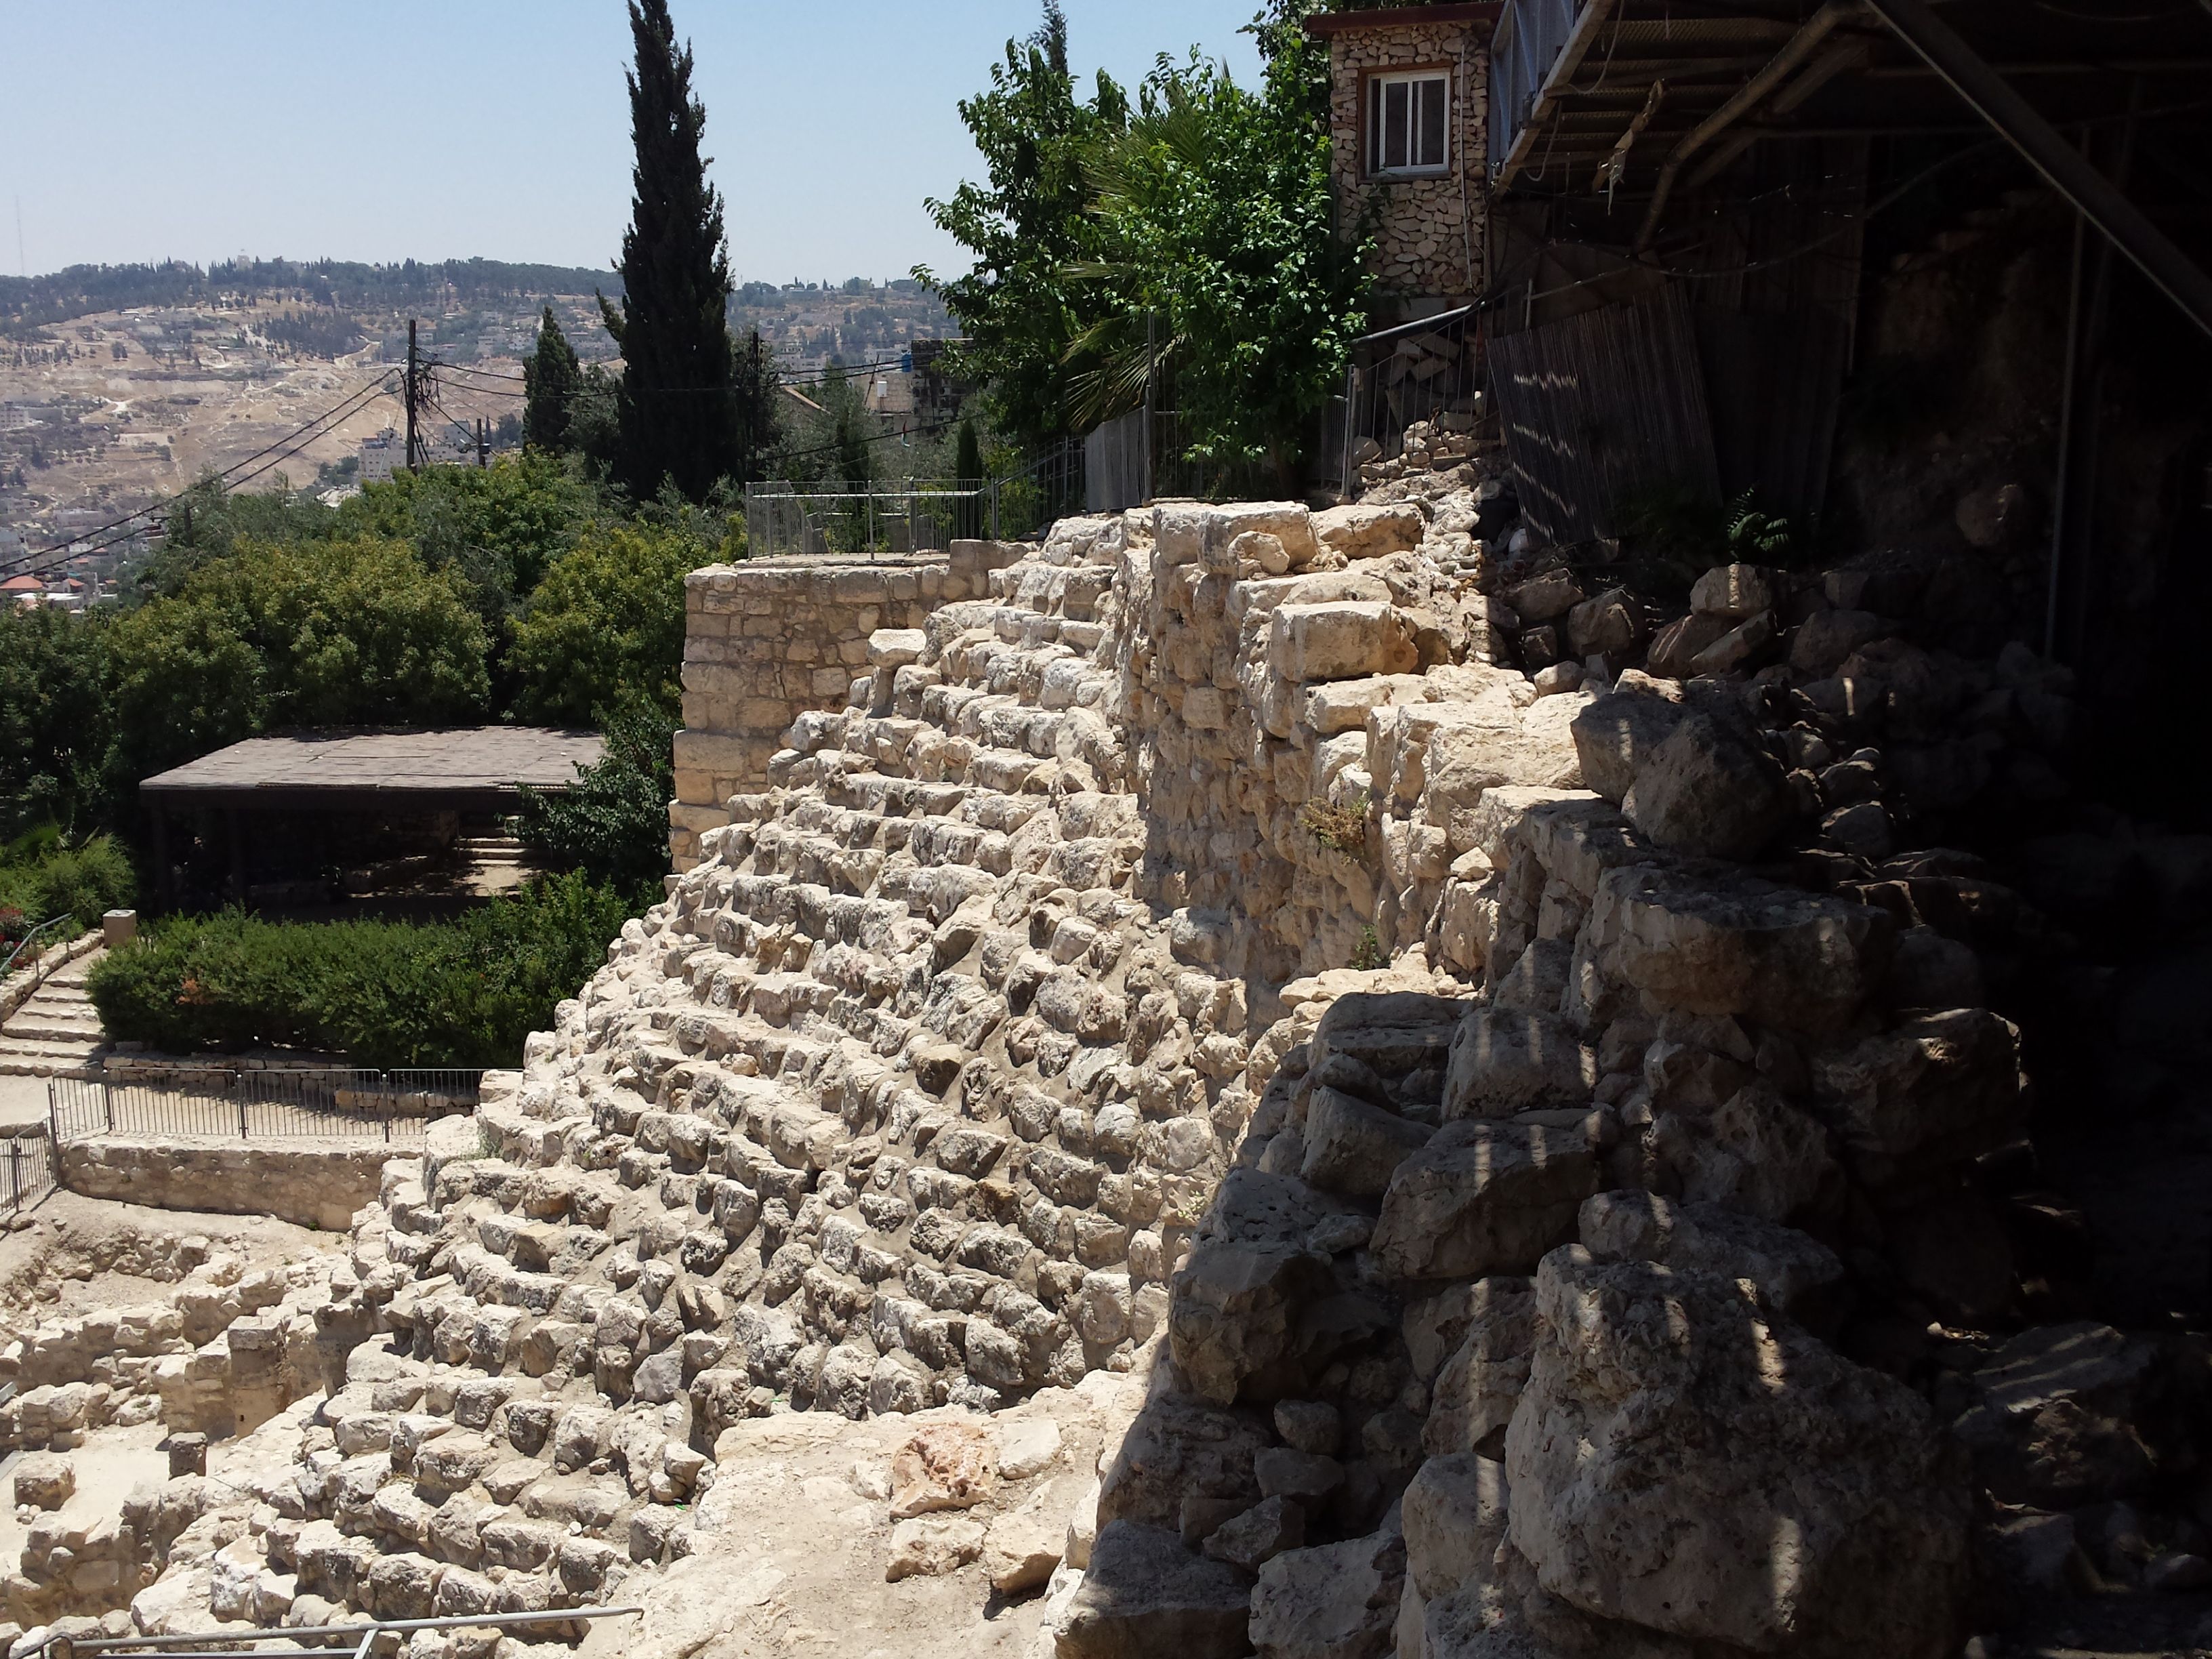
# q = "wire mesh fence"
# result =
<box><xmin>745</xmin><ymin>480</ymin><xmax>989</xmax><ymax>560</ymax></box>
<box><xmin>49</xmin><ymin>1068</ymin><xmax>483</xmax><ymax>1145</ymax></box>
<box><xmin>744</xmin><ymin>443</ymin><xmax>1090</xmax><ymax>560</ymax></box>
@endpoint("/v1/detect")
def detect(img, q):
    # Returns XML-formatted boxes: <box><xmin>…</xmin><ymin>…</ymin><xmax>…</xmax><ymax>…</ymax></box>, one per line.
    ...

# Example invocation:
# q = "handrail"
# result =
<box><xmin>1</xmin><ymin>915</ymin><xmax>75</xmax><ymax>981</ymax></box>
<box><xmin>37</xmin><ymin>1602</ymin><xmax>643</xmax><ymax>1656</ymax></box>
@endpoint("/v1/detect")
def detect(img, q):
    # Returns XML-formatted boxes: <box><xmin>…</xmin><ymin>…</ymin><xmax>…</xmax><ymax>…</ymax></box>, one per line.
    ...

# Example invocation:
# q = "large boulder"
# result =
<box><xmin>1568</xmin><ymin>672</ymin><xmax>1691</xmax><ymax>804</ymax></box>
<box><xmin>1950</xmin><ymin>1322</ymin><xmax>2178</xmax><ymax>1507</ymax></box>
<box><xmin>1313</xmin><ymin>502</ymin><xmax>1425</xmax><ymax>561</ymax></box>
<box><xmin>1441</xmin><ymin>1010</ymin><xmax>1598</xmax><ymax>1120</ymax></box>
<box><xmin>1643</xmin><ymin>1084</ymin><xmax>1843</xmax><ymax>1224</ymax></box>
<box><xmin>1249</xmin><ymin>1525</ymin><xmax>1407</xmax><ymax>1659</ymax></box>
<box><xmin>1096</xmin><ymin>1395</ymin><xmax>1269</xmax><ymax>1529</ymax></box>
<box><xmin>1299</xmin><ymin>1088</ymin><xmax>1434</xmax><ymax>1198</ymax></box>
<box><xmin>1057</xmin><ymin>1521</ymin><xmax>1254</xmax><ymax>1659</ymax></box>
<box><xmin>1422</xmin><ymin>1282</ymin><xmax>1538</xmax><ymax>1456</ymax></box>
<box><xmin>1586</xmin><ymin>867</ymin><xmax>1893</xmax><ymax>1037</ymax></box>
<box><xmin>1371</xmin><ymin>1119</ymin><xmax>1597</xmax><ymax>1281</ymax></box>
<box><xmin>1402</xmin><ymin>1454</ymin><xmax>1510</xmax><ymax>1601</ymax></box>
<box><xmin>1270</xmin><ymin>601</ymin><xmax>1419</xmax><ymax>683</ymax></box>
<box><xmin>1806</xmin><ymin>1008</ymin><xmax>2020</xmax><ymax>1189</ymax></box>
<box><xmin>1504</xmin><ymin>1248</ymin><xmax>1971</xmax><ymax>1658</ymax></box>
<box><xmin>1576</xmin><ymin>1191</ymin><xmax>1846</xmax><ymax>1331</ymax></box>
<box><xmin>1620</xmin><ymin>713</ymin><xmax>1789</xmax><ymax>861</ymax></box>
<box><xmin>1168</xmin><ymin>1240</ymin><xmax>1338</xmax><ymax>1404</ymax></box>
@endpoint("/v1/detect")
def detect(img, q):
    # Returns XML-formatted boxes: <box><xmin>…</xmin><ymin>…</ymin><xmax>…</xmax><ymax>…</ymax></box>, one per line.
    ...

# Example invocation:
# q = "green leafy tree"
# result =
<box><xmin>335</xmin><ymin>451</ymin><xmax>604</xmax><ymax>617</ymax></box>
<box><xmin>506</xmin><ymin>523</ymin><xmax>696</xmax><ymax>725</ymax></box>
<box><xmin>523</xmin><ymin>305</ymin><xmax>583</xmax><ymax>452</ymax></box>
<box><xmin>0</xmin><ymin>604</ymin><xmax>112</xmax><ymax>836</ymax></box>
<box><xmin>104</xmin><ymin>536</ymin><xmax>491</xmax><ymax>789</ymax></box>
<box><xmin>599</xmin><ymin>0</ymin><xmax>744</xmax><ymax>503</ymax></box>
<box><xmin>917</xmin><ymin>3</ymin><xmax>1128</xmax><ymax>451</ymax></box>
<box><xmin>511</xmin><ymin>697</ymin><xmax>676</xmax><ymax>899</ymax></box>
<box><xmin>1071</xmin><ymin>56</ymin><xmax>1372</xmax><ymax>486</ymax></box>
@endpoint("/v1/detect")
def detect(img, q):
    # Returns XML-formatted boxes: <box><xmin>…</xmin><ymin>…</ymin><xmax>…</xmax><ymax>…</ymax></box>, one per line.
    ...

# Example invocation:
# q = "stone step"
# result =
<box><xmin>3</xmin><ymin>1017</ymin><xmax>104</xmax><ymax>1044</ymax></box>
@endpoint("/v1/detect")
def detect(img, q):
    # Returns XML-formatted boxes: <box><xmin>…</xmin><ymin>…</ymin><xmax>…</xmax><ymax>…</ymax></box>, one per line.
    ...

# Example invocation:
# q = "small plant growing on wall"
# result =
<box><xmin>1350</xmin><ymin>925</ymin><xmax>1384</xmax><ymax>972</ymax></box>
<box><xmin>1301</xmin><ymin>792</ymin><xmax>1370</xmax><ymax>857</ymax></box>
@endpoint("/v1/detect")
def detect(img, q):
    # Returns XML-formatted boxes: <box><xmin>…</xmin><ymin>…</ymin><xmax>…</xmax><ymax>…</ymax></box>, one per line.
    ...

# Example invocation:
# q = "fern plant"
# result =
<box><xmin>1725</xmin><ymin>491</ymin><xmax>1793</xmax><ymax>562</ymax></box>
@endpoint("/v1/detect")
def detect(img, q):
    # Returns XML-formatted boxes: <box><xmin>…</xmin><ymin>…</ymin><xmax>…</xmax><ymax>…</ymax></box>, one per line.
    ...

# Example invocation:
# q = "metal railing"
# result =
<box><xmin>30</xmin><ymin>1603</ymin><xmax>642</xmax><ymax>1658</ymax></box>
<box><xmin>1340</xmin><ymin>307</ymin><xmax>1489</xmax><ymax>497</ymax></box>
<box><xmin>743</xmin><ymin>443</ymin><xmax>1090</xmax><ymax>558</ymax></box>
<box><xmin>745</xmin><ymin>478</ymin><xmax>989</xmax><ymax>560</ymax></box>
<box><xmin>49</xmin><ymin>1067</ymin><xmax>483</xmax><ymax>1145</ymax></box>
<box><xmin>0</xmin><ymin>1130</ymin><xmax>56</xmax><ymax>1213</ymax></box>
<box><xmin>1</xmin><ymin>914</ymin><xmax>75</xmax><ymax>981</ymax></box>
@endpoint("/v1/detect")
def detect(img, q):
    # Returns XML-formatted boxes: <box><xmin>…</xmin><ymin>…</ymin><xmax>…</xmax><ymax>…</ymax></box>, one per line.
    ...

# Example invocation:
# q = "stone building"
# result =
<box><xmin>1308</xmin><ymin>3</ymin><xmax>1498</xmax><ymax>319</ymax></box>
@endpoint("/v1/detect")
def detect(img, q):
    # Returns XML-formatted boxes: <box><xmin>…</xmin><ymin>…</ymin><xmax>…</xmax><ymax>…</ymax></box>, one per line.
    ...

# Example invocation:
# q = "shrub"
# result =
<box><xmin>0</xmin><ymin>833</ymin><xmax>136</xmax><ymax>930</ymax></box>
<box><xmin>512</xmin><ymin>697</ymin><xmax>676</xmax><ymax>898</ymax></box>
<box><xmin>87</xmin><ymin>872</ymin><xmax>634</xmax><ymax>1069</ymax></box>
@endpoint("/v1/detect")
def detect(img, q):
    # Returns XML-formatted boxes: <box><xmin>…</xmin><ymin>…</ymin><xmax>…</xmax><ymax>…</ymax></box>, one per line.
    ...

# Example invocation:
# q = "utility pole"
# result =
<box><xmin>476</xmin><ymin>417</ymin><xmax>488</xmax><ymax>468</ymax></box>
<box><xmin>404</xmin><ymin>319</ymin><xmax>419</xmax><ymax>471</ymax></box>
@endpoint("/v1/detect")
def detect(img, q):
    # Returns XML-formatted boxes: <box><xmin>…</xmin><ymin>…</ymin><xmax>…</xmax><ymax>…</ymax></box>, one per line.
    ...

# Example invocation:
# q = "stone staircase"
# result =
<box><xmin>0</xmin><ymin>950</ymin><xmax>107</xmax><ymax>1077</ymax></box>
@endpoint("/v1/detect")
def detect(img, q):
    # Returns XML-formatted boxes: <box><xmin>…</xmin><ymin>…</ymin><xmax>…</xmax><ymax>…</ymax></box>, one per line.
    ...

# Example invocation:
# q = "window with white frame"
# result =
<box><xmin>1366</xmin><ymin>68</ymin><xmax>1451</xmax><ymax>178</ymax></box>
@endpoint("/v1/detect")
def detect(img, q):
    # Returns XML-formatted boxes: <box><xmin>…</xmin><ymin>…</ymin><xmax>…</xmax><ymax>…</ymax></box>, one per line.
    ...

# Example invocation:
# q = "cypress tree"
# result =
<box><xmin>954</xmin><ymin>417</ymin><xmax>984</xmax><ymax>539</ymax></box>
<box><xmin>599</xmin><ymin>0</ymin><xmax>741</xmax><ymax>503</ymax></box>
<box><xmin>522</xmin><ymin>306</ymin><xmax>581</xmax><ymax>453</ymax></box>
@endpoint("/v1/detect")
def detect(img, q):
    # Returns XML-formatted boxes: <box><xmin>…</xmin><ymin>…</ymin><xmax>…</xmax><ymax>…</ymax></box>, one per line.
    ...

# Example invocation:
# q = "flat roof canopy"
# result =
<box><xmin>140</xmin><ymin>728</ymin><xmax>605</xmax><ymax>814</ymax></box>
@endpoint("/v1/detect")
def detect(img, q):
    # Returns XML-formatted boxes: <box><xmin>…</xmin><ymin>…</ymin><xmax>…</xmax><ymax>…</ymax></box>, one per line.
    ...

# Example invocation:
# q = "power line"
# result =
<box><xmin>1</xmin><ymin>374</ymin><xmax>399</xmax><ymax>581</ymax></box>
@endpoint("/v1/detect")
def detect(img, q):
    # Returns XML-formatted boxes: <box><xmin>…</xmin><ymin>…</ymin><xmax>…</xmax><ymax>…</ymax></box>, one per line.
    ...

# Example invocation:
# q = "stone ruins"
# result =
<box><xmin>5</xmin><ymin>454</ymin><xmax>2207</xmax><ymax>1658</ymax></box>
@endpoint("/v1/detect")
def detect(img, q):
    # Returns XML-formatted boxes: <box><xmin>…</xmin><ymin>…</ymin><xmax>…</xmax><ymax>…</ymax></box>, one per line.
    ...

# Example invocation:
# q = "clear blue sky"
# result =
<box><xmin>0</xmin><ymin>1</ymin><xmax>1265</xmax><ymax>284</ymax></box>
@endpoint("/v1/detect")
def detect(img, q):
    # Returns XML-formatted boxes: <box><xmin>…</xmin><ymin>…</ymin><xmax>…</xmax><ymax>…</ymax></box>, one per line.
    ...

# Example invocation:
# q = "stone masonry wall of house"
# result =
<box><xmin>1326</xmin><ymin>20</ymin><xmax>1490</xmax><ymax>303</ymax></box>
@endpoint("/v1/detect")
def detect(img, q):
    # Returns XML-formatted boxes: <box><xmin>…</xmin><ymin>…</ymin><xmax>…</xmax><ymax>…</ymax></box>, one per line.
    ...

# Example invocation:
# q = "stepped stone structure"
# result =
<box><xmin>19</xmin><ymin>472</ymin><xmax>2198</xmax><ymax>1659</ymax></box>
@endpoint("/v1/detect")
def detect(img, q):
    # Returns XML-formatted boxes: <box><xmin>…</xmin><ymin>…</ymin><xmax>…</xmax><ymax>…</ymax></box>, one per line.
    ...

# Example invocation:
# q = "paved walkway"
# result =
<box><xmin>0</xmin><ymin>947</ymin><xmax>107</xmax><ymax>1080</ymax></box>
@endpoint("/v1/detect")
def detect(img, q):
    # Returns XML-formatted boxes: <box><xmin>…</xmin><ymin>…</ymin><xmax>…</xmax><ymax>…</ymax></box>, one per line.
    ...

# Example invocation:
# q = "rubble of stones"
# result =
<box><xmin>0</xmin><ymin>474</ymin><xmax>2200</xmax><ymax>1659</ymax></box>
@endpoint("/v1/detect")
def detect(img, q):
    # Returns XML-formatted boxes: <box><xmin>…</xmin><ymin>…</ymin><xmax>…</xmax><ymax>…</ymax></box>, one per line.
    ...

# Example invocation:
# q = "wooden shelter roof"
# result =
<box><xmin>140</xmin><ymin>728</ymin><xmax>605</xmax><ymax>813</ymax></box>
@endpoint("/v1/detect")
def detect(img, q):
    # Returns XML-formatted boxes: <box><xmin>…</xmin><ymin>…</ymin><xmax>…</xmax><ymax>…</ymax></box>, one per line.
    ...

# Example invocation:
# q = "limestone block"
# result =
<box><xmin>1370</xmin><ymin>1119</ymin><xmax>1597</xmax><ymax>1280</ymax></box>
<box><xmin>11</xmin><ymin>1454</ymin><xmax>72</xmax><ymax>1511</ymax></box>
<box><xmin>885</xmin><ymin>1515</ymin><xmax>985</xmax><ymax>1582</ymax></box>
<box><xmin>1269</xmin><ymin>601</ymin><xmax>1418</xmax><ymax>683</ymax></box>
<box><xmin>1578</xmin><ymin>1191</ymin><xmax>1845</xmax><ymax>1329</ymax></box>
<box><xmin>1298</xmin><ymin>1087</ymin><xmax>1433</xmax><ymax>1198</ymax></box>
<box><xmin>1504</xmin><ymin>1247</ymin><xmax>1971</xmax><ymax>1656</ymax></box>
<box><xmin>1688</xmin><ymin>563</ymin><xmax>1775</xmax><ymax>619</ymax></box>
<box><xmin>889</xmin><ymin>1423</ymin><xmax>998</xmax><ymax>1518</ymax></box>
<box><xmin>1587</xmin><ymin>866</ymin><xmax>1892</xmax><ymax>1037</ymax></box>
<box><xmin>1312</xmin><ymin>503</ymin><xmax>1425</xmax><ymax>561</ymax></box>
<box><xmin>1249</xmin><ymin>1525</ymin><xmax>1407</xmax><ymax>1659</ymax></box>
<box><xmin>1807</xmin><ymin>1008</ymin><xmax>2021</xmax><ymax>1189</ymax></box>
<box><xmin>1622</xmin><ymin>713</ymin><xmax>1790</xmax><ymax>861</ymax></box>
<box><xmin>1441</xmin><ymin>1009</ymin><xmax>1597</xmax><ymax>1120</ymax></box>
<box><xmin>1401</xmin><ymin>1454</ymin><xmax>1509</xmax><ymax>1601</ymax></box>
<box><xmin>1054</xmin><ymin>1521</ymin><xmax>1253</xmax><ymax>1659</ymax></box>
<box><xmin>1422</xmin><ymin>1279</ymin><xmax>1536</xmax><ymax>1456</ymax></box>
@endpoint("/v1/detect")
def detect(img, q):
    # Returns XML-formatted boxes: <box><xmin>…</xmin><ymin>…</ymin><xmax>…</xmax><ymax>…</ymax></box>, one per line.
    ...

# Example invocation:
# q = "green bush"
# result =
<box><xmin>0</xmin><ymin>833</ymin><xmax>137</xmax><ymax>931</ymax></box>
<box><xmin>86</xmin><ymin>872</ymin><xmax>633</xmax><ymax>1069</ymax></box>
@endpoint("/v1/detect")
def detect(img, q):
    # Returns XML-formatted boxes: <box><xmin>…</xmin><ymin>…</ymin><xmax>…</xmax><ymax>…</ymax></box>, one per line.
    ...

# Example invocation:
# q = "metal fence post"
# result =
<box><xmin>9</xmin><ymin>1141</ymin><xmax>18</xmax><ymax>1210</ymax></box>
<box><xmin>239</xmin><ymin>1078</ymin><xmax>249</xmax><ymax>1142</ymax></box>
<box><xmin>102</xmin><ymin>1080</ymin><xmax>114</xmax><ymax>1134</ymax></box>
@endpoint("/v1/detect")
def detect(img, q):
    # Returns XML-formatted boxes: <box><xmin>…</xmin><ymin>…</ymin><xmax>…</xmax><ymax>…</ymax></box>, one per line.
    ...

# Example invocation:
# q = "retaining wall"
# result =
<box><xmin>58</xmin><ymin>1135</ymin><xmax>392</xmax><ymax>1230</ymax></box>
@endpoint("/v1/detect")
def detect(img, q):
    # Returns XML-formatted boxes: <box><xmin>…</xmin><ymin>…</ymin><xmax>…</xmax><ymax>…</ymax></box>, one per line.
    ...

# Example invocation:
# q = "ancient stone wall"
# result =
<box><xmin>58</xmin><ymin>1138</ymin><xmax>393</xmax><ymax>1232</ymax></box>
<box><xmin>670</xmin><ymin>544</ymin><xmax>1029</xmax><ymax>867</ymax></box>
<box><xmin>42</xmin><ymin>466</ymin><xmax>2187</xmax><ymax>1659</ymax></box>
<box><xmin>1324</xmin><ymin>18</ymin><xmax>1490</xmax><ymax>303</ymax></box>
